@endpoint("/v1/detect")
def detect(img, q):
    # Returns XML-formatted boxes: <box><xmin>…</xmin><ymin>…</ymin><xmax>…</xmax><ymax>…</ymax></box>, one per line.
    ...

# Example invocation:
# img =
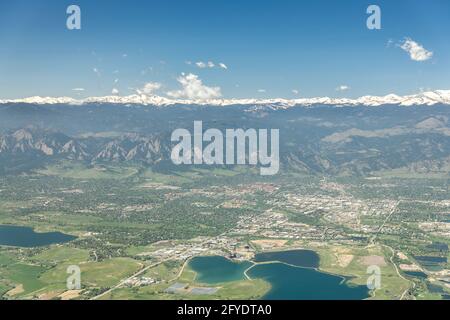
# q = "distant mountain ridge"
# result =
<box><xmin>0</xmin><ymin>128</ymin><xmax>167</xmax><ymax>166</ymax></box>
<box><xmin>2</xmin><ymin>99</ymin><xmax>450</xmax><ymax>176</ymax></box>
<box><xmin>1</xmin><ymin>89</ymin><xmax>450</xmax><ymax>107</ymax></box>
<box><xmin>2</xmin><ymin>117</ymin><xmax>450</xmax><ymax>177</ymax></box>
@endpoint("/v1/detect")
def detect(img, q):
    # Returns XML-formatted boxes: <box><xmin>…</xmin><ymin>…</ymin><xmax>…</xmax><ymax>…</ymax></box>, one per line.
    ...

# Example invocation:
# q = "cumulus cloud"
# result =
<box><xmin>336</xmin><ymin>85</ymin><xmax>350</xmax><ymax>92</ymax></box>
<box><xmin>72</xmin><ymin>88</ymin><xmax>85</xmax><ymax>92</ymax></box>
<box><xmin>219</xmin><ymin>63</ymin><xmax>228</xmax><ymax>70</ymax></box>
<box><xmin>112</xmin><ymin>88</ymin><xmax>119</xmax><ymax>95</ymax></box>
<box><xmin>137</xmin><ymin>82</ymin><xmax>162</xmax><ymax>95</ymax></box>
<box><xmin>292</xmin><ymin>89</ymin><xmax>299</xmax><ymax>95</ymax></box>
<box><xmin>257</xmin><ymin>89</ymin><xmax>266</xmax><ymax>93</ymax></box>
<box><xmin>399</xmin><ymin>38</ymin><xmax>433</xmax><ymax>61</ymax></box>
<box><xmin>167</xmin><ymin>73</ymin><xmax>222</xmax><ymax>100</ymax></box>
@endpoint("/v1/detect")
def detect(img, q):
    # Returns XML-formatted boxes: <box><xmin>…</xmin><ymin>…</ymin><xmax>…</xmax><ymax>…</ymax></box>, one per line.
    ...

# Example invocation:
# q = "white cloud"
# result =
<box><xmin>167</xmin><ymin>73</ymin><xmax>222</xmax><ymax>100</ymax></box>
<box><xmin>195</xmin><ymin>61</ymin><xmax>215</xmax><ymax>68</ymax></box>
<box><xmin>399</xmin><ymin>38</ymin><xmax>433</xmax><ymax>61</ymax></box>
<box><xmin>336</xmin><ymin>85</ymin><xmax>350</xmax><ymax>92</ymax></box>
<box><xmin>112</xmin><ymin>88</ymin><xmax>119</xmax><ymax>95</ymax></box>
<box><xmin>292</xmin><ymin>89</ymin><xmax>299</xmax><ymax>95</ymax></box>
<box><xmin>72</xmin><ymin>88</ymin><xmax>85</xmax><ymax>92</ymax></box>
<box><xmin>258</xmin><ymin>89</ymin><xmax>266</xmax><ymax>93</ymax></box>
<box><xmin>193</xmin><ymin>61</ymin><xmax>227</xmax><ymax>70</ymax></box>
<box><xmin>195</xmin><ymin>62</ymin><xmax>207</xmax><ymax>68</ymax></box>
<box><xmin>137</xmin><ymin>82</ymin><xmax>162</xmax><ymax>95</ymax></box>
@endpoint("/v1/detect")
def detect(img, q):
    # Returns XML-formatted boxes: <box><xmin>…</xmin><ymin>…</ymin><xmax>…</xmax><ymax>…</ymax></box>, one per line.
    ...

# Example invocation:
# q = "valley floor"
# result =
<box><xmin>0</xmin><ymin>165</ymin><xmax>449</xmax><ymax>300</ymax></box>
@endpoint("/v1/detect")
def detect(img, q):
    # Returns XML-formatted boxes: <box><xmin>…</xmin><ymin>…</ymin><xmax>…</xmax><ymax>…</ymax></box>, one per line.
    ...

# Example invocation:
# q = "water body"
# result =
<box><xmin>253</xmin><ymin>249</ymin><xmax>319</xmax><ymax>268</ymax></box>
<box><xmin>403</xmin><ymin>271</ymin><xmax>428</xmax><ymax>279</ymax></box>
<box><xmin>248</xmin><ymin>262</ymin><xmax>369</xmax><ymax>300</ymax></box>
<box><xmin>414</xmin><ymin>255</ymin><xmax>447</xmax><ymax>272</ymax></box>
<box><xmin>426</xmin><ymin>242</ymin><xmax>448</xmax><ymax>252</ymax></box>
<box><xmin>189</xmin><ymin>256</ymin><xmax>253</xmax><ymax>284</ymax></box>
<box><xmin>428</xmin><ymin>283</ymin><xmax>450</xmax><ymax>301</ymax></box>
<box><xmin>189</xmin><ymin>250</ymin><xmax>370</xmax><ymax>300</ymax></box>
<box><xmin>426</xmin><ymin>282</ymin><xmax>447</xmax><ymax>294</ymax></box>
<box><xmin>0</xmin><ymin>225</ymin><xmax>76</xmax><ymax>247</ymax></box>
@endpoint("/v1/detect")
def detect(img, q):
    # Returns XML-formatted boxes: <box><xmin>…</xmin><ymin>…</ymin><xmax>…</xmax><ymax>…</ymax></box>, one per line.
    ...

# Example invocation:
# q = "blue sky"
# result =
<box><xmin>0</xmin><ymin>0</ymin><xmax>449</xmax><ymax>99</ymax></box>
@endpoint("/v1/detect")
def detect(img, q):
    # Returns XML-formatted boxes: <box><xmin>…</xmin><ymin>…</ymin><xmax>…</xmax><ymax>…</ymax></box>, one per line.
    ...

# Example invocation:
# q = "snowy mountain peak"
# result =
<box><xmin>1</xmin><ymin>90</ymin><xmax>450</xmax><ymax>107</ymax></box>
<box><xmin>1</xmin><ymin>96</ymin><xmax>79</xmax><ymax>105</ymax></box>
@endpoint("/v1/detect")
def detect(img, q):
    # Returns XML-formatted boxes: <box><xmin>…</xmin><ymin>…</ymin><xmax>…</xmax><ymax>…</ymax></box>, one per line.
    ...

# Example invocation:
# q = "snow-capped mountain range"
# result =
<box><xmin>1</xmin><ymin>90</ymin><xmax>450</xmax><ymax>107</ymax></box>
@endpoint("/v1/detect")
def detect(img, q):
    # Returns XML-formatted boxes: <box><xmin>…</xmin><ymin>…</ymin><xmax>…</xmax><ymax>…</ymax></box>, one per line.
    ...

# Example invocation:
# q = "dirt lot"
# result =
<box><xmin>360</xmin><ymin>255</ymin><xmax>387</xmax><ymax>266</ymax></box>
<box><xmin>399</xmin><ymin>264</ymin><xmax>422</xmax><ymax>271</ymax></box>
<box><xmin>58</xmin><ymin>290</ymin><xmax>82</xmax><ymax>300</ymax></box>
<box><xmin>6</xmin><ymin>284</ymin><xmax>24</xmax><ymax>297</ymax></box>
<box><xmin>252</xmin><ymin>239</ymin><xmax>288</xmax><ymax>250</ymax></box>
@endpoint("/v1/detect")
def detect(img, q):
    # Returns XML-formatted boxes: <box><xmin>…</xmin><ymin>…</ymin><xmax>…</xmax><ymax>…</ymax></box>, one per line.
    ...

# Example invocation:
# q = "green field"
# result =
<box><xmin>100</xmin><ymin>261</ymin><xmax>270</xmax><ymax>300</ymax></box>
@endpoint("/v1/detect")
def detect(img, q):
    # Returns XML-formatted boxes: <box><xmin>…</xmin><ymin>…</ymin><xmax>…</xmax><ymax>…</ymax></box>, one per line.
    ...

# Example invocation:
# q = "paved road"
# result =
<box><xmin>91</xmin><ymin>260</ymin><xmax>164</xmax><ymax>300</ymax></box>
<box><xmin>384</xmin><ymin>244</ymin><xmax>415</xmax><ymax>300</ymax></box>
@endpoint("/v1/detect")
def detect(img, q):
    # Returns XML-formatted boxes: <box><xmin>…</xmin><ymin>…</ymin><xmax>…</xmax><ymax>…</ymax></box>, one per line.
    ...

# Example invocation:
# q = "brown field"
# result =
<box><xmin>39</xmin><ymin>291</ymin><xmax>62</xmax><ymax>300</ymax></box>
<box><xmin>360</xmin><ymin>255</ymin><xmax>387</xmax><ymax>266</ymax></box>
<box><xmin>251</xmin><ymin>239</ymin><xmax>288</xmax><ymax>250</ymax></box>
<box><xmin>58</xmin><ymin>290</ymin><xmax>82</xmax><ymax>300</ymax></box>
<box><xmin>399</xmin><ymin>264</ymin><xmax>422</xmax><ymax>271</ymax></box>
<box><xmin>397</xmin><ymin>252</ymin><xmax>409</xmax><ymax>260</ymax></box>
<box><xmin>6</xmin><ymin>284</ymin><xmax>24</xmax><ymax>297</ymax></box>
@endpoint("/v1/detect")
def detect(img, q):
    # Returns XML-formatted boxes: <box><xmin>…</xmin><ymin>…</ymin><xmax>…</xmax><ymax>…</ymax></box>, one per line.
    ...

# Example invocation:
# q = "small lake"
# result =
<box><xmin>414</xmin><ymin>255</ymin><xmax>447</xmax><ymax>272</ymax></box>
<box><xmin>0</xmin><ymin>225</ymin><xmax>76</xmax><ymax>247</ymax></box>
<box><xmin>426</xmin><ymin>282</ymin><xmax>448</xmax><ymax>296</ymax></box>
<box><xmin>189</xmin><ymin>250</ymin><xmax>370</xmax><ymax>300</ymax></box>
<box><xmin>248</xmin><ymin>262</ymin><xmax>369</xmax><ymax>300</ymax></box>
<box><xmin>253</xmin><ymin>249</ymin><xmax>319</xmax><ymax>268</ymax></box>
<box><xmin>403</xmin><ymin>271</ymin><xmax>428</xmax><ymax>279</ymax></box>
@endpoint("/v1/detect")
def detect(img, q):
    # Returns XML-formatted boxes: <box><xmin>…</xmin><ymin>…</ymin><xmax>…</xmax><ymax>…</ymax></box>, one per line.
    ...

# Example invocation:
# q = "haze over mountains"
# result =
<box><xmin>1</xmin><ymin>96</ymin><xmax>450</xmax><ymax>177</ymax></box>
